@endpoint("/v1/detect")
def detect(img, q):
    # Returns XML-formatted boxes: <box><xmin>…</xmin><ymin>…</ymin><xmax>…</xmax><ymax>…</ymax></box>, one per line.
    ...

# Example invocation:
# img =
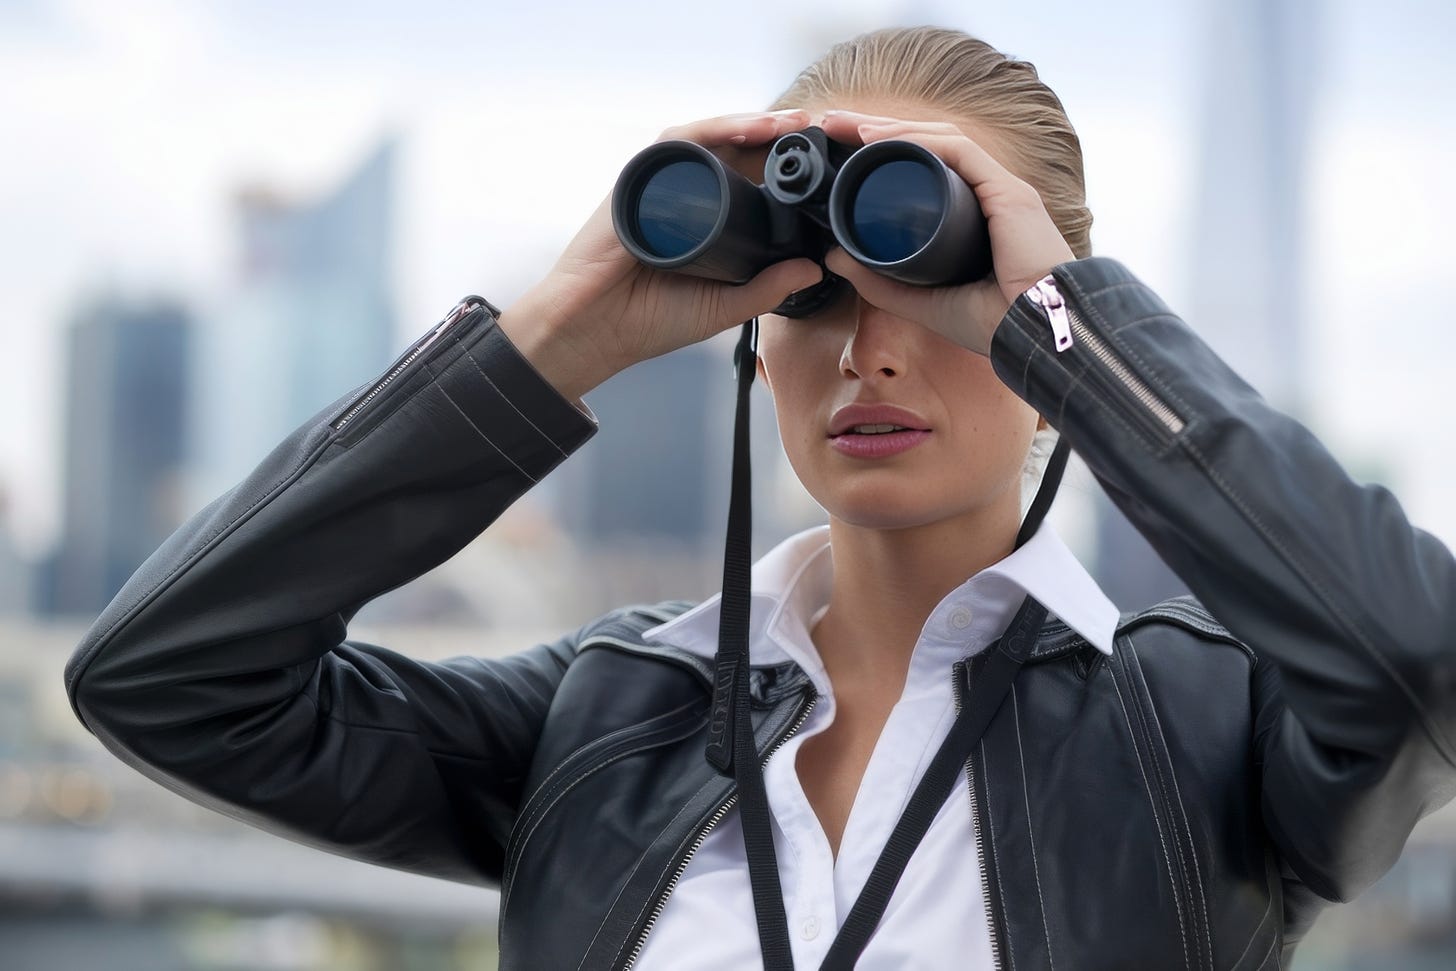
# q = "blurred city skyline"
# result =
<box><xmin>4</xmin><ymin>2</ymin><xmax>1456</xmax><ymax>968</ymax></box>
<box><xmin>2</xmin><ymin>0</ymin><xmax>1454</xmax><ymax>565</ymax></box>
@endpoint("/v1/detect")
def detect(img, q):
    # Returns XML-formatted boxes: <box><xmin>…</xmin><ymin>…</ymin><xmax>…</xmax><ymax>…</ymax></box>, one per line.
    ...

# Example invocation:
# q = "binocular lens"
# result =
<box><xmin>847</xmin><ymin>159</ymin><xmax>945</xmax><ymax>263</ymax></box>
<box><xmin>634</xmin><ymin>160</ymin><xmax>722</xmax><ymax>259</ymax></box>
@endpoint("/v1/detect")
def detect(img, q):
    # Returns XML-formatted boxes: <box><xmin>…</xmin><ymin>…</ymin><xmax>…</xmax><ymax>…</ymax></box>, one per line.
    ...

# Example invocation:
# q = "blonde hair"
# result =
<box><xmin>768</xmin><ymin>25</ymin><xmax>1093</xmax><ymax>259</ymax></box>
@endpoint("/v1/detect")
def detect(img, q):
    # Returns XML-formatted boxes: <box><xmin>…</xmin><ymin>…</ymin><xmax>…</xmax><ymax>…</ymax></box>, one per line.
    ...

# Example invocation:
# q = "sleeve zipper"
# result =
<box><xmin>1025</xmin><ymin>275</ymin><xmax>1074</xmax><ymax>352</ymax></box>
<box><xmin>1022</xmin><ymin>273</ymin><xmax>1187</xmax><ymax>442</ymax></box>
<box><xmin>330</xmin><ymin>296</ymin><xmax>489</xmax><ymax>433</ymax></box>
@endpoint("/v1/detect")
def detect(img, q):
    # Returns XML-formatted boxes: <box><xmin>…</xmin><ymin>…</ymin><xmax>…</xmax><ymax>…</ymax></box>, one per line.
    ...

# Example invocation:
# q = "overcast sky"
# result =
<box><xmin>1</xmin><ymin>0</ymin><xmax>1453</xmax><ymax>559</ymax></box>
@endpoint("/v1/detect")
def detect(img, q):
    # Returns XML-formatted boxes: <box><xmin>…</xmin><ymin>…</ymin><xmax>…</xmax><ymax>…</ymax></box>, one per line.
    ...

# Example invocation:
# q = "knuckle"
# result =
<box><xmin>1010</xmin><ymin>178</ymin><xmax>1042</xmax><ymax>203</ymax></box>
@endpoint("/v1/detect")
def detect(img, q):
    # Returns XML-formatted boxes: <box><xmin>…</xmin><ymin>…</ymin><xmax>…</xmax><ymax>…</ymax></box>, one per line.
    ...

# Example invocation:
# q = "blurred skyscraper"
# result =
<box><xmin>0</xmin><ymin>484</ymin><xmax>35</xmax><ymax>615</ymax></box>
<box><xmin>1187</xmin><ymin>0</ymin><xmax>1320</xmax><ymax>414</ymax></box>
<box><xmin>39</xmin><ymin>300</ymin><xmax>192</xmax><ymax>617</ymax></box>
<box><xmin>550</xmin><ymin>342</ymin><xmax>816</xmax><ymax>612</ymax></box>
<box><xmin>1090</xmin><ymin>0</ymin><xmax>1322</xmax><ymax>610</ymax></box>
<box><xmin>186</xmin><ymin>138</ymin><xmax>398</xmax><ymax>507</ymax></box>
<box><xmin>557</xmin><ymin>347</ymin><xmax>723</xmax><ymax>545</ymax></box>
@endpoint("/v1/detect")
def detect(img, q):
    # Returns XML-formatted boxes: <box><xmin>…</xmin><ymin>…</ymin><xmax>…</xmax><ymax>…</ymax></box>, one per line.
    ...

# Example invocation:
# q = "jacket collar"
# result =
<box><xmin>643</xmin><ymin>521</ymin><xmax>1118</xmax><ymax>696</ymax></box>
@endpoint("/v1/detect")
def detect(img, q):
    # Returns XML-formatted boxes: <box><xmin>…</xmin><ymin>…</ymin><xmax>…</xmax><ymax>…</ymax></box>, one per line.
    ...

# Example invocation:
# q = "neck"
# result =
<box><xmin>810</xmin><ymin>491</ymin><xmax>1024</xmax><ymax>698</ymax></box>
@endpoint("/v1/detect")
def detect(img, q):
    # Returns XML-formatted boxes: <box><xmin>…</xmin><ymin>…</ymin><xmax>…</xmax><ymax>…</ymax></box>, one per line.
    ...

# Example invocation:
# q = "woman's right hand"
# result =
<box><xmin>497</xmin><ymin>109</ymin><xmax>826</xmax><ymax>402</ymax></box>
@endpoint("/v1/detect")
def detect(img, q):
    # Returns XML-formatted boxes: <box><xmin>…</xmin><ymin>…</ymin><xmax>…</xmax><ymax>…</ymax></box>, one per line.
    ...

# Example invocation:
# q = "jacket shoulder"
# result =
<box><xmin>1031</xmin><ymin>594</ymin><xmax>1253</xmax><ymax>662</ymax></box>
<box><xmin>570</xmin><ymin>599</ymin><xmax>710</xmax><ymax>681</ymax></box>
<box><xmin>1115</xmin><ymin>594</ymin><xmax>1257</xmax><ymax>661</ymax></box>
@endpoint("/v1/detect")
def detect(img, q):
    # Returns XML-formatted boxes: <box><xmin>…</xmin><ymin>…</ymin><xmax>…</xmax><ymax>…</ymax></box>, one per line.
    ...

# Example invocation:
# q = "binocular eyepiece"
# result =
<box><xmin>611</xmin><ymin>126</ymin><xmax>993</xmax><ymax>318</ymax></box>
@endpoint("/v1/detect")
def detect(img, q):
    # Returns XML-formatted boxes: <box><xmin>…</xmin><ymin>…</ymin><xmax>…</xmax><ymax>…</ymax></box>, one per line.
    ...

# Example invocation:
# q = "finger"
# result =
<box><xmin>822</xmin><ymin>247</ymin><xmax>934</xmax><ymax>320</ymax></box>
<box><xmin>824</xmin><ymin>108</ymin><xmax>961</xmax><ymax>131</ymax></box>
<box><xmin>817</xmin><ymin>109</ymin><xmax>899</xmax><ymax>144</ymax></box>
<box><xmin>821</xmin><ymin>110</ymin><xmax>961</xmax><ymax>143</ymax></box>
<box><xmin>855</xmin><ymin>125</ymin><xmax>1023</xmax><ymax>197</ymax></box>
<box><xmin>658</xmin><ymin>109</ymin><xmax>810</xmax><ymax>148</ymax></box>
<box><xmin>721</xmin><ymin>257</ymin><xmax>825</xmax><ymax>322</ymax></box>
<box><xmin>826</xmin><ymin>248</ymin><xmax>1004</xmax><ymax>354</ymax></box>
<box><xmin>813</xmin><ymin>113</ymin><xmax>867</xmax><ymax>149</ymax></box>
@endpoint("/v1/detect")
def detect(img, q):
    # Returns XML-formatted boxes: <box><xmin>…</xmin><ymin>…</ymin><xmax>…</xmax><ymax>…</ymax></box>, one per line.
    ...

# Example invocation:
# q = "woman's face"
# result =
<box><xmin>753</xmin><ymin>99</ymin><xmax>1044</xmax><ymax>533</ymax></box>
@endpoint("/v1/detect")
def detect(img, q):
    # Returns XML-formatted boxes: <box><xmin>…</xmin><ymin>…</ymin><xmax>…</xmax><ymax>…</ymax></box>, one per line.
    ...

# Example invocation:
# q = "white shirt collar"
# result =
<box><xmin>643</xmin><ymin>521</ymin><xmax>1118</xmax><ymax>698</ymax></box>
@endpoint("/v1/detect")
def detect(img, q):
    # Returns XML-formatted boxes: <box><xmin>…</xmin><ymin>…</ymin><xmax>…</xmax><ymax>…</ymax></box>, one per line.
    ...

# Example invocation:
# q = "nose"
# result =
<box><xmin>839</xmin><ymin>300</ymin><xmax>910</xmax><ymax>381</ymax></box>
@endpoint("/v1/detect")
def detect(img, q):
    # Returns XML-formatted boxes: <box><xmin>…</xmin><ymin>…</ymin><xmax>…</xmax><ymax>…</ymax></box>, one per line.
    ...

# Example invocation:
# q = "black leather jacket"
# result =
<box><xmin>64</xmin><ymin>257</ymin><xmax>1456</xmax><ymax>970</ymax></box>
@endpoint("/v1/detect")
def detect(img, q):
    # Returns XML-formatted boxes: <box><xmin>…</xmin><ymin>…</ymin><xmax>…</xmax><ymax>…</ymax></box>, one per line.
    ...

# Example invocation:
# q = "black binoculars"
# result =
<box><xmin>611</xmin><ymin>125</ymin><xmax>993</xmax><ymax>318</ymax></box>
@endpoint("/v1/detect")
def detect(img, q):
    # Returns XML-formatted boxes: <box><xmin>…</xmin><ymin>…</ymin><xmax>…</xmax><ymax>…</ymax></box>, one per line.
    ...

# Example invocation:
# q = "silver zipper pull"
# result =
<box><xmin>1026</xmin><ymin>275</ymin><xmax>1073</xmax><ymax>353</ymax></box>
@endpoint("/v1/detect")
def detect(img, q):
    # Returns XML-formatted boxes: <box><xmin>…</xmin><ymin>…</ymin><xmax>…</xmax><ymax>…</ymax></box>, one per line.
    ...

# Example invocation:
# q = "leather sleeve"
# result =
<box><xmin>988</xmin><ymin>257</ymin><xmax>1456</xmax><ymax>904</ymax></box>
<box><xmin>62</xmin><ymin>299</ymin><xmax>599</xmax><ymax>888</ymax></box>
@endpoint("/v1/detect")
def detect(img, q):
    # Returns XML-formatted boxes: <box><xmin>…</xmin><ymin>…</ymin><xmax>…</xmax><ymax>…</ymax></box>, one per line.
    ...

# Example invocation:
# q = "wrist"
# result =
<box><xmin>496</xmin><ymin>293</ymin><xmax>620</xmax><ymax>403</ymax></box>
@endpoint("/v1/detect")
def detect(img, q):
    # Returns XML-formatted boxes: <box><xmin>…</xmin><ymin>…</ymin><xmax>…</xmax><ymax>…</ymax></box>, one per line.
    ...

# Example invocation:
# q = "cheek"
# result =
<box><xmin>758</xmin><ymin>334</ymin><xmax>833</xmax><ymax>457</ymax></box>
<box><xmin>946</xmin><ymin>368</ymin><xmax>1040</xmax><ymax>458</ymax></box>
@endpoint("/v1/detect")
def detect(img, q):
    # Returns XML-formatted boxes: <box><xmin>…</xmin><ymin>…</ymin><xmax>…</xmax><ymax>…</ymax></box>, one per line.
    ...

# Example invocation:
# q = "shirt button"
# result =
<box><xmin>950</xmin><ymin>607</ymin><xmax>974</xmax><ymax>630</ymax></box>
<box><xmin>801</xmin><ymin>915</ymin><xmax>821</xmax><ymax>940</ymax></box>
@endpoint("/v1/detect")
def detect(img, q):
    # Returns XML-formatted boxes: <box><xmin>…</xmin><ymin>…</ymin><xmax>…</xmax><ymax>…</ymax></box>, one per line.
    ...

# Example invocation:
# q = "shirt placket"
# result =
<box><xmin>763</xmin><ymin>700</ymin><xmax>841</xmax><ymax>966</ymax></box>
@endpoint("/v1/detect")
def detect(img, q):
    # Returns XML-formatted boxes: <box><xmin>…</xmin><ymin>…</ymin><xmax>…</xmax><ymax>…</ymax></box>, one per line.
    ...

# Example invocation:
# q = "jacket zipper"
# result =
<box><xmin>330</xmin><ymin>297</ymin><xmax>486</xmax><ymax>432</ymax></box>
<box><xmin>500</xmin><ymin>698</ymin><xmax>709</xmax><ymax>920</ymax></box>
<box><xmin>953</xmin><ymin>659</ymin><xmax>1004</xmax><ymax>971</ymax></box>
<box><xmin>618</xmin><ymin>687</ymin><xmax>819</xmax><ymax>971</ymax></box>
<box><xmin>1025</xmin><ymin>274</ymin><xmax>1186</xmax><ymax>441</ymax></box>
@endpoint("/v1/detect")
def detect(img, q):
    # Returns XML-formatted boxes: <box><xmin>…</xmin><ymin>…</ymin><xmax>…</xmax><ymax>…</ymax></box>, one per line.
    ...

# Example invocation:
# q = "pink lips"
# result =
<box><xmin>827</xmin><ymin>402</ymin><xmax>932</xmax><ymax>459</ymax></box>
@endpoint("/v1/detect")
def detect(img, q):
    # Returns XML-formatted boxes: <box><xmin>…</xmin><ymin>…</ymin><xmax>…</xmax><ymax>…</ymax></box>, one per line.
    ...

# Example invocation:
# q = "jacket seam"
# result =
<box><xmin>507</xmin><ymin>727</ymin><xmax>702</xmax><ymax>925</ymax></box>
<box><xmin>1118</xmin><ymin>643</ymin><xmax>1201</xmax><ymax>969</ymax></box>
<box><xmin>460</xmin><ymin>344</ymin><xmax>571</xmax><ymax>459</ymax></box>
<box><xmin>332</xmin><ymin>329</ymin><xmax>473</xmax><ymax>450</ymax></box>
<box><xmin>1225</xmin><ymin>891</ymin><xmax>1274</xmax><ymax>971</ymax></box>
<box><xmin>594</xmin><ymin>772</ymin><xmax>731</xmax><ymax>971</ymax></box>
<box><xmin>67</xmin><ymin>429</ymin><xmax>334</xmax><ymax>719</ymax></box>
<box><xmin>579</xmin><ymin>637</ymin><xmax>714</xmax><ymax>687</ymax></box>
<box><xmin>596</xmin><ymin>703</ymin><xmax>800</xmax><ymax>970</ymax></box>
<box><xmin>509</xmin><ymin>696</ymin><xmax>705</xmax><ymax>874</ymax></box>
<box><xmin>1011</xmin><ymin>687</ymin><xmax>1056</xmax><ymax>971</ymax></box>
<box><xmin>1022</xmin><ymin>336</ymin><xmax>1165</xmax><ymax>456</ymax></box>
<box><xmin>1251</xmin><ymin>932</ymin><xmax>1278</xmax><ymax>970</ymax></box>
<box><xmin>1126</xmin><ymin>640</ymin><xmax>1215</xmax><ymax>970</ymax></box>
<box><xmin>1180</xmin><ymin>432</ymin><xmax>1456</xmax><ymax>766</ymax></box>
<box><xmin>1065</xmin><ymin>260</ymin><xmax>1452</xmax><ymax>763</ymax></box>
<box><xmin>1054</xmin><ymin>267</ymin><xmax>1197</xmax><ymax>425</ymax></box>
<box><xmin>1107</xmin><ymin>645</ymin><xmax>1193</xmax><ymax>970</ymax></box>
<box><xmin>1078</xmin><ymin>278</ymin><xmax>1154</xmax><ymax>301</ymax></box>
<box><xmin>977</xmin><ymin>734</ymin><xmax>1018</xmax><ymax>971</ymax></box>
<box><xmin>501</xmin><ymin>697</ymin><xmax>706</xmax><ymax>912</ymax></box>
<box><xmin>516</xmin><ymin>696</ymin><xmax>703</xmax><ymax>830</ymax></box>
<box><xmin>425</xmin><ymin>361</ymin><xmax>540</xmax><ymax>484</ymax></box>
<box><xmin>287</xmin><ymin>689</ymin><xmax>504</xmax><ymax>764</ymax></box>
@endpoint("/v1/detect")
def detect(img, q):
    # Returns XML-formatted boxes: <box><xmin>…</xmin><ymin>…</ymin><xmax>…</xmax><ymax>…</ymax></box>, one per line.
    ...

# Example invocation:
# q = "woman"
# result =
<box><xmin>63</xmin><ymin>26</ymin><xmax>1455</xmax><ymax>970</ymax></box>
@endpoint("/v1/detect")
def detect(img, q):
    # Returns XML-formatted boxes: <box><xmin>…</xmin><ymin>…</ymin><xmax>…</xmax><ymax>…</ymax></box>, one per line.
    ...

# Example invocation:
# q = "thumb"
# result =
<box><xmin>723</xmin><ymin>258</ymin><xmax>825</xmax><ymax>321</ymax></box>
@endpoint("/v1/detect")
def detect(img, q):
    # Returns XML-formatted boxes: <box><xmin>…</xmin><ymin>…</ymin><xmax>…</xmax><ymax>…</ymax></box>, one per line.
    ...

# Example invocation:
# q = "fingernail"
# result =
<box><xmin>729</xmin><ymin>134</ymin><xmax>747</xmax><ymax>144</ymax></box>
<box><xmin>769</xmin><ymin>108</ymin><xmax>806</xmax><ymax>116</ymax></box>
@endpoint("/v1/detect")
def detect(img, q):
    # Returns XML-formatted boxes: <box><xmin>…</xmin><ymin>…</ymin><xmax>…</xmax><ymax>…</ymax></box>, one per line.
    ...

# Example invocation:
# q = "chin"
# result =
<box><xmin>815</xmin><ymin>478</ymin><xmax>960</xmax><ymax>532</ymax></box>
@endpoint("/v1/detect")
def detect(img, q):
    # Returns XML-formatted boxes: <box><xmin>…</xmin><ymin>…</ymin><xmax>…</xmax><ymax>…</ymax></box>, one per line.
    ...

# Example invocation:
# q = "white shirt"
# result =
<box><xmin>631</xmin><ymin>521</ymin><xmax>1119</xmax><ymax>969</ymax></box>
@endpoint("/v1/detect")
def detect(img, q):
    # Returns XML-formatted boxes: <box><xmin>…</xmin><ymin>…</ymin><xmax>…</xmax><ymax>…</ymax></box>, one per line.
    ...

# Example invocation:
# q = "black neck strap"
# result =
<box><xmin>707</xmin><ymin>319</ymin><xmax>1070</xmax><ymax>970</ymax></box>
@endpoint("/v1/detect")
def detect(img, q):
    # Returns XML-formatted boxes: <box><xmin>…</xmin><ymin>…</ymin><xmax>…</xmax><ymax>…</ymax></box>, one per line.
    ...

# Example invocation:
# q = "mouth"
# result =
<box><xmin>827</xmin><ymin>403</ymin><xmax>932</xmax><ymax>438</ymax></box>
<box><xmin>827</xmin><ymin>403</ymin><xmax>933</xmax><ymax>459</ymax></box>
<box><xmin>840</xmin><ymin>423</ymin><xmax>915</xmax><ymax>435</ymax></box>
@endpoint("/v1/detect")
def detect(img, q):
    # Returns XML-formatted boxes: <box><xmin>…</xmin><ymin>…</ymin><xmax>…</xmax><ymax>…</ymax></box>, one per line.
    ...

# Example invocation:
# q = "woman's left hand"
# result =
<box><xmin>817</xmin><ymin>109</ymin><xmax>1076</xmax><ymax>357</ymax></box>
